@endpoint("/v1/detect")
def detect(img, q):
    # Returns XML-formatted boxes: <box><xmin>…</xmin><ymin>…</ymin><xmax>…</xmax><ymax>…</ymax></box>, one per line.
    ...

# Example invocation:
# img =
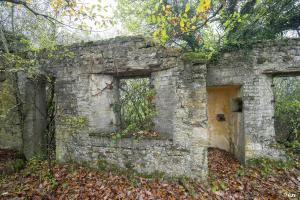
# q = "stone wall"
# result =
<box><xmin>23</xmin><ymin>77</ymin><xmax>47</xmax><ymax>158</ymax></box>
<box><xmin>0</xmin><ymin>80</ymin><xmax>22</xmax><ymax>151</ymax></box>
<box><xmin>2</xmin><ymin>36</ymin><xmax>299</xmax><ymax>178</ymax></box>
<box><xmin>39</xmin><ymin>36</ymin><xmax>208</xmax><ymax>179</ymax></box>
<box><xmin>207</xmin><ymin>39</ymin><xmax>300</xmax><ymax>163</ymax></box>
<box><xmin>0</xmin><ymin>74</ymin><xmax>48</xmax><ymax>158</ymax></box>
<box><xmin>0</xmin><ymin>32</ymin><xmax>30</xmax><ymax>152</ymax></box>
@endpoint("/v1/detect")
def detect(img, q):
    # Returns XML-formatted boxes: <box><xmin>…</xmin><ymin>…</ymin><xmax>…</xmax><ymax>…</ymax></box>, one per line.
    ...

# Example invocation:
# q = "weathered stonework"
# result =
<box><xmin>207</xmin><ymin>39</ymin><xmax>300</xmax><ymax>162</ymax></box>
<box><xmin>0</xmin><ymin>80</ymin><xmax>22</xmax><ymax>151</ymax></box>
<box><xmin>1</xmin><ymin>36</ymin><xmax>300</xmax><ymax>178</ymax></box>
<box><xmin>38</xmin><ymin>36</ymin><xmax>208</xmax><ymax>179</ymax></box>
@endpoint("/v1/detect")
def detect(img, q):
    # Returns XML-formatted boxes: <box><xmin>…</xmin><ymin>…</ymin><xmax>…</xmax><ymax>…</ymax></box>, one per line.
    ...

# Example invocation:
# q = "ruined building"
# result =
<box><xmin>1</xmin><ymin>36</ymin><xmax>300</xmax><ymax>179</ymax></box>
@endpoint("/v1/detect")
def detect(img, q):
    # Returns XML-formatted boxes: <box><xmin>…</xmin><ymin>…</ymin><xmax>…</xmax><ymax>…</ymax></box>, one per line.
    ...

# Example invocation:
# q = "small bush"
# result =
<box><xmin>248</xmin><ymin>156</ymin><xmax>297</xmax><ymax>176</ymax></box>
<box><xmin>10</xmin><ymin>159</ymin><xmax>25</xmax><ymax>172</ymax></box>
<box><xmin>274</xmin><ymin>77</ymin><xmax>300</xmax><ymax>146</ymax></box>
<box><xmin>27</xmin><ymin>156</ymin><xmax>44</xmax><ymax>171</ymax></box>
<box><xmin>1</xmin><ymin>159</ymin><xmax>25</xmax><ymax>175</ymax></box>
<box><xmin>275</xmin><ymin>100</ymin><xmax>300</xmax><ymax>142</ymax></box>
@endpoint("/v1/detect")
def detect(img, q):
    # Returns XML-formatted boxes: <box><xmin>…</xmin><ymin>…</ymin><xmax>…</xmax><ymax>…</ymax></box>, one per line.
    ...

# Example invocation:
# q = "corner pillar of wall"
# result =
<box><xmin>23</xmin><ymin>76</ymin><xmax>47</xmax><ymax>159</ymax></box>
<box><xmin>244</xmin><ymin>75</ymin><xmax>281</xmax><ymax>161</ymax></box>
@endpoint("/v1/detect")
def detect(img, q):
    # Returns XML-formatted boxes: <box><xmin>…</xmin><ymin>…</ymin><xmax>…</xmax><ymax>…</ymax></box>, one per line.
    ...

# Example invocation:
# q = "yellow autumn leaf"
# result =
<box><xmin>185</xmin><ymin>3</ymin><xmax>190</xmax><ymax>13</ymax></box>
<box><xmin>180</xmin><ymin>19</ymin><xmax>185</xmax><ymax>28</ymax></box>
<box><xmin>191</xmin><ymin>16</ymin><xmax>197</xmax><ymax>23</ymax></box>
<box><xmin>196</xmin><ymin>0</ymin><xmax>211</xmax><ymax>14</ymax></box>
<box><xmin>153</xmin><ymin>30</ymin><xmax>159</xmax><ymax>38</ymax></box>
<box><xmin>161</xmin><ymin>28</ymin><xmax>169</xmax><ymax>43</ymax></box>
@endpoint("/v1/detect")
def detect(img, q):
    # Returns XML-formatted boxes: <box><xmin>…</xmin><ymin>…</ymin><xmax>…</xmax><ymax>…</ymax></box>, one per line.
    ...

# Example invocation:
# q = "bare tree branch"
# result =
<box><xmin>0</xmin><ymin>0</ymin><xmax>113</xmax><ymax>33</ymax></box>
<box><xmin>194</xmin><ymin>4</ymin><xmax>224</xmax><ymax>33</ymax></box>
<box><xmin>0</xmin><ymin>0</ymin><xmax>58</xmax><ymax>25</ymax></box>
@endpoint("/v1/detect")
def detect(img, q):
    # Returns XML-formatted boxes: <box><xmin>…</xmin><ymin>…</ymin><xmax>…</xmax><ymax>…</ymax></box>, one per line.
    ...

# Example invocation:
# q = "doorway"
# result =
<box><xmin>207</xmin><ymin>85</ymin><xmax>244</xmax><ymax>163</ymax></box>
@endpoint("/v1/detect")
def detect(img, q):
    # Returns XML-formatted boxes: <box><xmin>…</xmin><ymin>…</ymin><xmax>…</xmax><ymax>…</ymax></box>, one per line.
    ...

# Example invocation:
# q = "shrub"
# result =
<box><xmin>275</xmin><ymin>100</ymin><xmax>300</xmax><ymax>142</ymax></box>
<box><xmin>274</xmin><ymin>77</ymin><xmax>300</xmax><ymax>144</ymax></box>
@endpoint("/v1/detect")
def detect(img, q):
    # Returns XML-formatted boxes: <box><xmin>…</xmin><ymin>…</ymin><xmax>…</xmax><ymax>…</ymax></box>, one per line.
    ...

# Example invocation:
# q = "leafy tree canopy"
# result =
<box><xmin>116</xmin><ymin>0</ymin><xmax>300</xmax><ymax>54</ymax></box>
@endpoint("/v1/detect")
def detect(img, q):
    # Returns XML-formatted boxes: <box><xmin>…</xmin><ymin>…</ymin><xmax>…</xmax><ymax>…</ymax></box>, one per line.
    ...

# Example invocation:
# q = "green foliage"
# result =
<box><xmin>0</xmin><ymin>79</ymin><xmax>22</xmax><ymax>140</ymax></box>
<box><xmin>181</xmin><ymin>51</ymin><xmax>210</xmax><ymax>61</ymax></box>
<box><xmin>275</xmin><ymin>100</ymin><xmax>300</xmax><ymax>140</ymax></box>
<box><xmin>116</xmin><ymin>0</ymin><xmax>299</xmax><ymax>54</ymax></box>
<box><xmin>0</xmin><ymin>175</ymin><xmax>7</xmax><ymax>185</ymax></box>
<box><xmin>0</xmin><ymin>81</ymin><xmax>16</xmax><ymax>123</ymax></box>
<box><xmin>26</xmin><ymin>156</ymin><xmax>45</xmax><ymax>173</ymax></box>
<box><xmin>274</xmin><ymin>77</ymin><xmax>300</xmax><ymax>143</ymax></box>
<box><xmin>0</xmin><ymin>32</ymin><xmax>37</xmax><ymax>77</ymax></box>
<box><xmin>116</xmin><ymin>0</ymin><xmax>217</xmax><ymax>51</ymax></box>
<box><xmin>114</xmin><ymin>78</ymin><xmax>156</xmax><ymax>138</ymax></box>
<box><xmin>248</xmin><ymin>156</ymin><xmax>297</xmax><ymax>176</ymax></box>
<box><xmin>178</xmin><ymin>177</ymin><xmax>196</xmax><ymax>197</ymax></box>
<box><xmin>221</xmin><ymin>0</ymin><xmax>300</xmax><ymax>46</ymax></box>
<box><xmin>236</xmin><ymin>167</ymin><xmax>245</xmax><ymax>177</ymax></box>
<box><xmin>285</xmin><ymin>140</ymin><xmax>300</xmax><ymax>150</ymax></box>
<box><xmin>9</xmin><ymin>159</ymin><xmax>25</xmax><ymax>172</ymax></box>
<box><xmin>210</xmin><ymin>180</ymin><xmax>228</xmax><ymax>193</ymax></box>
<box><xmin>3</xmin><ymin>159</ymin><xmax>25</xmax><ymax>174</ymax></box>
<box><xmin>0</xmin><ymin>31</ymin><xmax>31</xmax><ymax>52</ymax></box>
<box><xmin>44</xmin><ymin>171</ymin><xmax>59</xmax><ymax>191</ymax></box>
<box><xmin>2</xmin><ymin>52</ymin><xmax>37</xmax><ymax>75</ymax></box>
<box><xmin>19</xmin><ymin>156</ymin><xmax>59</xmax><ymax>192</ymax></box>
<box><xmin>115</xmin><ymin>0</ymin><xmax>150</xmax><ymax>34</ymax></box>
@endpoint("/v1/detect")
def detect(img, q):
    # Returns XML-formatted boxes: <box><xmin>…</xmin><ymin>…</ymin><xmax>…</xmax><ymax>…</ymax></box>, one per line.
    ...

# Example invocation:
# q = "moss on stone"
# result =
<box><xmin>59</xmin><ymin>115</ymin><xmax>88</xmax><ymax>129</ymax></box>
<box><xmin>0</xmin><ymin>81</ymin><xmax>16</xmax><ymax>114</ymax></box>
<box><xmin>181</xmin><ymin>52</ymin><xmax>209</xmax><ymax>63</ymax></box>
<box><xmin>0</xmin><ymin>80</ymin><xmax>22</xmax><ymax>150</ymax></box>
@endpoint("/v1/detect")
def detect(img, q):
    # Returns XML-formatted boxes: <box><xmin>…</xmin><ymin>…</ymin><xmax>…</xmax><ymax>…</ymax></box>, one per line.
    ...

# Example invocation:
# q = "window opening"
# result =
<box><xmin>232</xmin><ymin>97</ymin><xmax>243</xmax><ymax>112</ymax></box>
<box><xmin>115</xmin><ymin>77</ymin><xmax>156</xmax><ymax>137</ymax></box>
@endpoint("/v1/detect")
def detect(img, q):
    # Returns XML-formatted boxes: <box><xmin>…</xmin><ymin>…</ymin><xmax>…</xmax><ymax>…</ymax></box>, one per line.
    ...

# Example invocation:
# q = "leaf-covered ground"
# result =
<box><xmin>207</xmin><ymin>148</ymin><xmax>299</xmax><ymax>199</ymax></box>
<box><xmin>0</xmin><ymin>149</ymin><xmax>24</xmax><ymax>175</ymax></box>
<box><xmin>0</xmin><ymin>149</ymin><xmax>20</xmax><ymax>167</ymax></box>
<box><xmin>0</xmin><ymin>148</ymin><xmax>299</xmax><ymax>200</ymax></box>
